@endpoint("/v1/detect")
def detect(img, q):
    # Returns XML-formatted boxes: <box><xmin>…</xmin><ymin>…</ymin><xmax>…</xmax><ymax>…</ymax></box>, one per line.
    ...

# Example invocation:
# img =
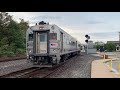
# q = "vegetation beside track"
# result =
<box><xmin>0</xmin><ymin>12</ymin><xmax>29</xmax><ymax>59</ymax></box>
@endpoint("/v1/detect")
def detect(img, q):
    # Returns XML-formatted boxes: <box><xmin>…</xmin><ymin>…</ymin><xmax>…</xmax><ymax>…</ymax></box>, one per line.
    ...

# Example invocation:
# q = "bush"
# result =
<box><xmin>0</xmin><ymin>51</ymin><xmax>3</xmax><ymax>57</ymax></box>
<box><xmin>0</xmin><ymin>46</ymin><xmax>26</xmax><ymax>57</ymax></box>
<box><xmin>16</xmin><ymin>48</ymin><xmax>26</xmax><ymax>55</ymax></box>
<box><xmin>0</xmin><ymin>45</ymin><xmax>15</xmax><ymax>57</ymax></box>
<box><xmin>104</xmin><ymin>43</ymin><xmax>116</xmax><ymax>52</ymax></box>
<box><xmin>3</xmin><ymin>51</ymin><xmax>14</xmax><ymax>57</ymax></box>
<box><xmin>0</xmin><ymin>12</ymin><xmax>28</xmax><ymax>57</ymax></box>
<box><xmin>0</xmin><ymin>50</ymin><xmax>15</xmax><ymax>57</ymax></box>
<box><xmin>95</xmin><ymin>45</ymin><xmax>101</xmax><ymax>51</ymax></box>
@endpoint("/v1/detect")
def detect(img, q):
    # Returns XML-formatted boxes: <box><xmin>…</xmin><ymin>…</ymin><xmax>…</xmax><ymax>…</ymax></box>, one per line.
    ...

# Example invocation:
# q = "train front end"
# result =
<box><xmin>27</xmin><ymin>21</ymin><xmax>53</xmax><ymax>67</ymax></box>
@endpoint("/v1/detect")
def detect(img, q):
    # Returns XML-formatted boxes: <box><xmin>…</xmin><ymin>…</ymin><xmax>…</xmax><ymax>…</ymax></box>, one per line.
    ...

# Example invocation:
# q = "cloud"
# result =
<box><xmin>8</xmin><ymin>12</ymin><xmax>46</xmax><ymax>24</ymax></box>
<box><xmin>88</xmin><ymin>32</ymin><xmax>119</xmax><ymax>43</ymax></box>
<box><xmin>7</xmin><ymin>12</ymin><xmax>120</xmax><ymax>44</ymax></box>
<box><xmin>85</xmin><ymin>21</ymin><xmax>105</xmax><ymax>24</ymax></box>
<box><xmin>31</xmin><ymin>15</ymin><xmax>62</xmax><ymax>21</ymax></box>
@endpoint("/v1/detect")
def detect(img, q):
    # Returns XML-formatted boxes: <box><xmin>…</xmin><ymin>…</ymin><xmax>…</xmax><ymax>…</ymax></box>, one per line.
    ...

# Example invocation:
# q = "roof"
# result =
<box><xmin>107</xmin><ymin>41</ymin><xmax>119</xmax><ymax>44</ymax></box>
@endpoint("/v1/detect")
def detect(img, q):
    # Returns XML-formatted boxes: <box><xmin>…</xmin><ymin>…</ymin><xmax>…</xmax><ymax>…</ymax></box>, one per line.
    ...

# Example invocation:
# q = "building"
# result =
<box><xmin>107</xmin><ymin>41</ymin><xmax>119</xmax><ymax>46</ymax></box>
<box><xmin>81</xmin><ymin>44</ymin><xmax>85</xmax><ymax>52</ymax></box>
<box><xmin>95</xmin><ymin>41</ymin><xmax>105</xmax><ymax>46</ymax></box>
<box><xmin>107</xmin><ymin>41</ymin><xmax>120</xmax><ymax>51</ymax></box>
<box><xmin>87</xmin><ymin>41</ymin><xmax>97</xmax><ymax>54</ymax></box>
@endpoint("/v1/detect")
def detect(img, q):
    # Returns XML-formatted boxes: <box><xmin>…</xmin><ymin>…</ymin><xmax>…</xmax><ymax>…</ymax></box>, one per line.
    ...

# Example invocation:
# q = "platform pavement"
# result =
<box><xmin>91</xmin><ymin>58</ymin><xmax>119</xmax><ymax>78</ymax></box>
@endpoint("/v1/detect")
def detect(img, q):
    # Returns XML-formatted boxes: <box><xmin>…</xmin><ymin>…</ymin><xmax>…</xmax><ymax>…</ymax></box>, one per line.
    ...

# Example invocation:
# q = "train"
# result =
<box><xmin>26</xmin><ymin>21</ymin><xmax>81</xmax><ymax>67</ymax></box>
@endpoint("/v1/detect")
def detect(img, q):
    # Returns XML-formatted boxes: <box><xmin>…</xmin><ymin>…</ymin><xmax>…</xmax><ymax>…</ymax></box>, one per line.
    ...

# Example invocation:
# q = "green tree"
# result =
<box><xmin>0</xmin><ymin>12</ymin><xmax>12</xmax><ymax>46</ymax></box>
<box><xmin>104</xmin><ymin>43</ymin><xmax>116</xmax><ymax>52</ymax></box>
<box><xmin>7</xmin><ymin>20</ymin><xmax>25</xmax><ymax>53</ymax></box>
<box><xmin>0</xmin><ymin>12</ymin><xmax>29</xmax><ymax>57</ymax></box>
<box><xmin>95</xmin><ymin>44</ymin><xmax>101</xmax><ymax>51</ymax></box>
<box><xmin>18</xmin><ymin>18</ymin><xmax>29</xmax><ymax>45</ymax></box>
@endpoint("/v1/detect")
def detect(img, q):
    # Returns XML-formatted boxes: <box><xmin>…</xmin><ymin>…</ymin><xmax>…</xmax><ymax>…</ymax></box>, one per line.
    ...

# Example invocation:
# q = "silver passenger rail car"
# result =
<box><xmin>26</xmin><ymin>21</ymin><xmax>81</xmax><ymax>67</ymax></box>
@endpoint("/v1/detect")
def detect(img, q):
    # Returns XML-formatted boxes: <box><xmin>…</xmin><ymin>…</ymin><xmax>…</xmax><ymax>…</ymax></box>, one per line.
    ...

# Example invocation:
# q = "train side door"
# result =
<box><xmin>39</xmin><ymin>32</ymin><xmax>47</xmax><ymax>54</ymax></box>
<box><xmin>60</xmin><ymin>32</ymin><xmax>63</xmax><ymax>53</ymax></box>
<box><xmin>35</xmin><ymin>32</ymin><xmax>48</xmax><ymax>54</ymax></box>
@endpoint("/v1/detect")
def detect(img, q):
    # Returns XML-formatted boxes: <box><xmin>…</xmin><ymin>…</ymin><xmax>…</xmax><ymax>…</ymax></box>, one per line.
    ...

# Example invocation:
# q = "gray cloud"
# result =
<box><xmin>31</xmin><ymin>16</ymin><xmax>63</xmax><ymax>20</ymax></box>
<box><xmin>85</xmin><ymin>21</ymin><xmax>105</xmax><ymax>24</ymax></box>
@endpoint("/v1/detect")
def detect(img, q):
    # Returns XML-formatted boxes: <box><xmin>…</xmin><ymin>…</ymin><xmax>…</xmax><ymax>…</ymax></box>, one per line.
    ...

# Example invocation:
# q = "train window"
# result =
<box><xmin>71</xmin><ymin>41</ymin><xmax>75</xmax><ymax>46</ymax></box>
<box><xmin>81</xmin><ymin>46</ymin><xmax>82</xmax><ymax>50</ymax></box>
<box><xmin>40</xmin><ymin>34</ymin><xmax>47</xmax><ymax>42</ymax></box>
<box><xmin>50</xmin><ymin>33</ymin><xmax>57</xmax><ymax>40</ymax></box>
<box><xmin>73</xmin><ymin>42</ymin><xmax>75</xmax><ymax>45</ymax></box>
<box><xmin>29</xmin><ymin>34</ymin><xmax>33</xmax><ymax>41</ymax></box>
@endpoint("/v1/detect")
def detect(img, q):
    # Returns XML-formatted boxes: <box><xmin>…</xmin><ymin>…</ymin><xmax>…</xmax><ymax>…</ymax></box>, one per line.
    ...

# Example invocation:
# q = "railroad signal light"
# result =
<box><xmin>85</xmin><ymin>35</ymin><xmax>89</xmax><ymax>38</ymax></box>
<box><xmin>87</xmin><ymin>36</ymin><xmax>90</xmax><ymax>39</ymax></box>
<box><xmin>85</xmin><ymin>40</ymin><xmax>88</xmax><ymax>43</ymax></box>
<box><xmin>85</xmin><ymin>34</ymin><xmax>90</xmax><ymax>43</ymax></box>
<box><xmin>85</xmin><ymin>34</ymin><xmax>90</xmax><ymax>54</ymax></box>
<box><xmin>85</xmin><ymin>35</ymin><xmax>90</xmax><ymax>39</ymax></box>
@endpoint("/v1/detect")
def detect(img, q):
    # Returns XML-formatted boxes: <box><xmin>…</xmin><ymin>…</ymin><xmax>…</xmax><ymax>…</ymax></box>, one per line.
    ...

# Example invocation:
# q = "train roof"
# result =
<box><xmin>28</xmin><ymin>23</ymin><xmax>81</xmax><ymax>44</ymax></box>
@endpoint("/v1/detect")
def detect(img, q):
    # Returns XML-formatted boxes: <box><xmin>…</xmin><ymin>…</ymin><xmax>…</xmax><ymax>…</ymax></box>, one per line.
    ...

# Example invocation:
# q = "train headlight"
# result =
<box><xmin>52</xmin><ymin>57</ymin><xmax>57</xmax><ymax>61</ymax></box>
<box><xmin>29</xmin><ymin>50</ymin><xmax>32</xmax><ymax>53</ymax></box>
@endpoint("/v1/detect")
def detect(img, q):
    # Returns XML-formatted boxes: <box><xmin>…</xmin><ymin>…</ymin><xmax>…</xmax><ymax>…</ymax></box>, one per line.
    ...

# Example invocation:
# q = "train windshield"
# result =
<box><xmin>29</xmin><ymin>34</ymin><xmax>33</xmax><ymax>41</ymax></box>
<box><xmin>50</xmin><ymin>33</ymin><xmax>57</xmax><ymax>40</ymax></box>
<box><xmin>40</xmin><ymin>33</ymin><xmax>47</xmax><ymax>42</ymax></box>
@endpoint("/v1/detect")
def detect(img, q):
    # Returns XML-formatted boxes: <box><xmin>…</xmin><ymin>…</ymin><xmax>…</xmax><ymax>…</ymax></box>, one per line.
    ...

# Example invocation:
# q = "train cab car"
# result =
<box><xmin>26</xmin><ymin>21</ymin><xmax>81</xmax><ymax>67</ymax></box>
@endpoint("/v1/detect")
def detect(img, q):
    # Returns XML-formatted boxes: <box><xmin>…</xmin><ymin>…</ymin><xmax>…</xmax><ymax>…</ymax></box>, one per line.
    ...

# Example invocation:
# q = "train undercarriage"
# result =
<box><xmin>28</xmin><ymin>50</ymin><xmax>80</xmax><ymax>67</ymax></box>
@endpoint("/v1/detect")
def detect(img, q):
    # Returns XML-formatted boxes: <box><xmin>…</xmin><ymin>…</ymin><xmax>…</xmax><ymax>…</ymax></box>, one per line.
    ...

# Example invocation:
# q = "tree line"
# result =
<box><xmin>0</xmin><ymin>12</ymin><xmax>29</xmax><ymax>57</ymax></box>
<box><xmin>95</xmin><ymin>43</ymin><xmax>116</xmax><ymax>52</ymax></box>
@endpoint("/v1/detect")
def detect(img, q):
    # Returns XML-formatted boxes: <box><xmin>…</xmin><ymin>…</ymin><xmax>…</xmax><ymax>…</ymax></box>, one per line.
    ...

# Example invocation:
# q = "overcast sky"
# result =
<box><xmin>8</xmin><ymin>12</ymin><xmax>120</xmax><ymax>44</ymax></box>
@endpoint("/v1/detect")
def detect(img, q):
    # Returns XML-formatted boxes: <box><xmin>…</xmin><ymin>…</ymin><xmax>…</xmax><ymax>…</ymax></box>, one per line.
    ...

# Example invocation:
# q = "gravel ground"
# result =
<box><xmin>0</xmin><ymin>59</ymin><xmax>33</xmax><ymax>76</ymax></box>
<box><xmin>0</xmin><ymin>53</ymin><xmax>103</xmax><ymax>78</ymax></box>
<box><xmin>45</xmin><ymin>53</ymin><xmax>103</xmax><ymax>78</ymax></box>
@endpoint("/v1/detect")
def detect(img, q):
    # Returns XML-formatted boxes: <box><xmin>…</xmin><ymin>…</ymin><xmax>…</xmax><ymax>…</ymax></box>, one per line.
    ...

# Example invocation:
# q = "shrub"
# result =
<box><xmin>16</xmin><ymin>48</ymin><xmax>26</xmax><ymax>55</ymax></box>
<box><xmin>0</xmin><ymin>50</ymin><xmax>15</xmax><ymax>57</ymax></box>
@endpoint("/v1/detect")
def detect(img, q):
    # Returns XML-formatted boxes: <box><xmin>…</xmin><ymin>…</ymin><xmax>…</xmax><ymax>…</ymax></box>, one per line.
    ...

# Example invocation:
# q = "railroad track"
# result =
<box><xmin>0</xmin><ymin>56</ymin><xmax>26</xmax><ymax>63</ymax></box>
<box><xmin>0</xmin><ymin>55</ymin><xmax>79</xmax><ymax>78</ymax></box>
<box><xmin>0</xmin><ymin>67</ymin><xmax>40</xmax><ymax>78</ymax></box>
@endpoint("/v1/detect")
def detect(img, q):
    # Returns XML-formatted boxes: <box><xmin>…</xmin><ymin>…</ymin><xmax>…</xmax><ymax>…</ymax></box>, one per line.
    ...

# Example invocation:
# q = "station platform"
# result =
<box><xmin>91</xmin><ymin>59</ymin><xmax>118</xmax><ymax>78</ymax></box>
